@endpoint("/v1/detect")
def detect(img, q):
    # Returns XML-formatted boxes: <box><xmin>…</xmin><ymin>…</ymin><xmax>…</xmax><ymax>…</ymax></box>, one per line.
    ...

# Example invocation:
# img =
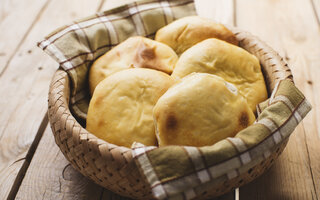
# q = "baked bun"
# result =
<box><xmin>172</xmin><ymin>38</ymin><xmax>267</xmax><ymax>112</ymax></box>
<box><xmin>155</xmin><ymin>16</ymin><xmax>238</xmax><ymax>55</ymax></box>
<box><xmin>89</xmin><ymin>36</ymin><xmax>178</xmax><ymax>95</ymax></box>
<box><xmin>153</xmin><ymin>73</ymin><xmax>255</xmax><ymax>147</ymax></box>
<box><xmin>87</xmin><ymin>68</ymin><xmax>174</xmax><ymax>147</ymax></box>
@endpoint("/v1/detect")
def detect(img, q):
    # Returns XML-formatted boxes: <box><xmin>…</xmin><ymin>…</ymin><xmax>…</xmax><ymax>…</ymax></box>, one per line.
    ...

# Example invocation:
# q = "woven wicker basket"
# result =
<box><xmin>48</xmin><ymin>28</ymin><xmax>293</xmax><ymax>199</ymax></box>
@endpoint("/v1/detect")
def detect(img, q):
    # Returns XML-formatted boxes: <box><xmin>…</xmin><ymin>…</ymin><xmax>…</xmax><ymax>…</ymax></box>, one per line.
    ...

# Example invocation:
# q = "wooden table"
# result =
<box><xmin>0</xmin><ymin>0</ymin><xmax>319</xmax><ymax>199</ymax></box>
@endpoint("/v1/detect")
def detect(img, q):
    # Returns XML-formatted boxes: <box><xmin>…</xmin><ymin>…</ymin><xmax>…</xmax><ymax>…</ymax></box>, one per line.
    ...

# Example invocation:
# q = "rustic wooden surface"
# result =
<box><xmin>0</xmin><ymin>0</ymin><xmax>319</xmax><ymax>199</ymax></box>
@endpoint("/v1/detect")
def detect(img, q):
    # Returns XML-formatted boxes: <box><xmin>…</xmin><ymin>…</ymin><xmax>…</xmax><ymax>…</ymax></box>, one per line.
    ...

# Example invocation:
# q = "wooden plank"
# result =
<box><xmin>15</xmin><ymin>125</ymin><xmax>132</xmax><ymax>200</ymax></box>
<box><xmin>0</xmin><ymin>0</ymin><xmax>50</xmax><ymax>75</ymax></box>
<box><xmin>101</xmin><ymin>0</ymin><xmax>136</xmax><ymax>10</ymax></box>
<box><xmin>239</xmin><ymin>124</ymin><xmax>317</xmax><ymax>199</ymax></box>
<box><xmin>0</xmin><ymin>0</ymin><xmax>101</xmax><ymax>199</ymax></box>
<box><xmin>15</xmin><ymin>126</ymin><xmax>104</xmax><ymax>200</ymax></box>
<box><xmin>12</xmin><ymin>0</ymin><xmax>131</xmax><ymax>199</ymax></box>
<box><xmin>195</xmin><ymin>0</ymin><xmax>234</xmax><ymax>25</ymax></box>
<box><xmin>311</xmin><ymin>0</ymin><xmax>320</xmax><ymax>25</ymax></box>
<box><xmin>236</xmin><ymin>0</ymin><xmax>320</xmax><ymax>199</ymax></box>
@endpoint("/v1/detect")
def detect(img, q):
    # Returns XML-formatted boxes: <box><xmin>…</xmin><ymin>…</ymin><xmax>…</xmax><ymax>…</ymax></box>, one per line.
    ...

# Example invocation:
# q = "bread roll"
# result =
<box><xmin>172</xmin><ymin>38</ymin><xmax>267</xmax><ymax>112</ymax></box>
<box><xmin>87</xmin><ymin>68</ymin><xmax>174</xmax><ymax>147</ymax></box>
<box><xmin>89</xmin><ymin>36</ymin><xmax>178</xmax><ymax>95</ymax></box>
<box><xmin>153</xmin><ymin>73</ymin><xmax>255</xmax><ymax>147</ymax></box>
<box><xmin>155</xmin><ymin>16</ymin><xmax>238</xmax><ymax>55</ymax></box>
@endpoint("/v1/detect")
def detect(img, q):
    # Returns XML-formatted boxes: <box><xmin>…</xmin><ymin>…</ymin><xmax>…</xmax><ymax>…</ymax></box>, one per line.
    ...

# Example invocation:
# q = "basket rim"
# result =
<box><xmin>48</xmin><ymin>27</ymin><xmax>294</xmax><ymax>199</ymax></box>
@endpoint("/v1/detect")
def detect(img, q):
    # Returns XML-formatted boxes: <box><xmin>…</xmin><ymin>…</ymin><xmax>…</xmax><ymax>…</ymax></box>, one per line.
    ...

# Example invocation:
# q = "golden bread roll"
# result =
<box><xmin>87</xmin><ymin>68</ymin><xmax>175</xmax><ymax>147</ymax></box>
<box><xmin>89</xmin><ymin>36</ymin><xmax>178</xmax><ymax>95</ymax></box>
<box><xmin>153</xmin><ymin>73</ymin><xmax>256</xmax><ymax>147</ymax></box>
<box><xmin>172</xmin><ymin>38</ymin><xmax>268</xmax><ymax>112</ymax></box>
<box><xmin>155</xmin><ymin>16</ymin><xmax>238</xmax><ymax>55</ymax></box>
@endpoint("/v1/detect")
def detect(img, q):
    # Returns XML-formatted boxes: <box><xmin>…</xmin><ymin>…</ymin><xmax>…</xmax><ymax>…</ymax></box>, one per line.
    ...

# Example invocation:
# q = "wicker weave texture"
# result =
<box><xmin>48</xmin><ymin>29</ymin><xmax>293</xmax><ymax>199</ymax></box>
<box><xmin>48</xmin><ymin>71</ymin><xmax>153</xmax><ymax>199</ymax></box>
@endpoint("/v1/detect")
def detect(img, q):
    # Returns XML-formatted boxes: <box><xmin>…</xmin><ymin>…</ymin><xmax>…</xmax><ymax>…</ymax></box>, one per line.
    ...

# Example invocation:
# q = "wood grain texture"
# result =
<box><xmin>0</xmin><ymin>0</ymin><xmax>50</xmax><ymax>75</ymax></box>
<box><xmin>101</xmin><ymin>0</ymin><xmax>136</xmax><ymax>10</ymax></box>
<box><xmin>15</xmin><ymin>126</ymin><xmax>128</xmax><ymax>200</ymax></box>
<box><xmin>0</xmin><ymin>0</ymin><xmax>101</xmax><ymax>199</ymax></box>
<box><xmin>236</xmin><ymin>0</ymin><xmax>320</xmax><ymax>199</ymax></box>
<box><xmin>13</xmin><ymin>0</ymin><xmax>132</xmax><ymax>199</ymax></box>
<box><xmin>312</xmin><ymin>0</ymin><xmax>320</xmax><ymax>25</ymax></box>
<box><xmin>195</xmin><ymin>0</ymin><xmax>234</xmax><ymax>25</ymax></box>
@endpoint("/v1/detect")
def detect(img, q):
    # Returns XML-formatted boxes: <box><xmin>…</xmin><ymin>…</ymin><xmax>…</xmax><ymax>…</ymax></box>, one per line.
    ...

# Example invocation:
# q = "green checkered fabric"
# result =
<box><xmin>39</xmin><ymin>0</ymin><xmax>311</xmax><ymax>199</ymax></box>
<box><xmin>38</xmin><ymin>0</ymin><xmax>196</xmax><ymax>120</ymax></box>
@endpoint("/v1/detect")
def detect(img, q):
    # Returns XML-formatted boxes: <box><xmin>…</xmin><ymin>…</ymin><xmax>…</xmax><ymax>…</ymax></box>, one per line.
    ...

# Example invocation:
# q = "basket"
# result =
<box><xmin>48</xmin><ymin>27</ymin><xmax>295</xmax><ymax>199</ymax></box>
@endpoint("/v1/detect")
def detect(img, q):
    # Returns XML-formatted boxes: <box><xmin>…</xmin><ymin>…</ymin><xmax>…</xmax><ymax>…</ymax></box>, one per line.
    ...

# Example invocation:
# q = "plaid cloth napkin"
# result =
<box><xmin>38</xmin><ymin>0</ymin><xmax>311</xmax><ymax>199</ymax></box>
<box><xmin>38</xmin><ymin>0</ymin><xmax>196</xmax><ymax>120</ymax></box>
